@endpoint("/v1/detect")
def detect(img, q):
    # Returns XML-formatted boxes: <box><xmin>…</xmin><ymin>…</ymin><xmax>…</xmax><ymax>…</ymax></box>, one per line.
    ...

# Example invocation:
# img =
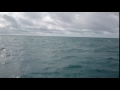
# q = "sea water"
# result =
<box><xmin>0</xmin><ymin>35</ymin><xmax>119</xmax><ymax>78</ymax></box>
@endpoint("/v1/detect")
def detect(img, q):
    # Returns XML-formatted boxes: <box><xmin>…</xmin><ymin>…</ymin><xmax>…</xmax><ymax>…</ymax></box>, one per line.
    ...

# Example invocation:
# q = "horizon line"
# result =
<box><xmin>0</xmin><ymin>34</ymin><xmax>119</xmax><ymax>39</ymax></box>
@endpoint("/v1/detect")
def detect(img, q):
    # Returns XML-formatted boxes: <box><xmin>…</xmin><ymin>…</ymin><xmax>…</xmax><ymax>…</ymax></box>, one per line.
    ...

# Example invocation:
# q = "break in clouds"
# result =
<box><xmin>0</xmin><ymin>12</ymin><xmax>119</xmax><ymax>38</ymax></box>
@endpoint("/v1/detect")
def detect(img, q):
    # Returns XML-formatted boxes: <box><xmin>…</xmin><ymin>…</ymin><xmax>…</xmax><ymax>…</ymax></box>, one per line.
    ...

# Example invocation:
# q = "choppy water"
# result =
<box><xmin>0</xmin><ymin>35</ymin><xmax>119</xmax><ymax>78</ymax></box>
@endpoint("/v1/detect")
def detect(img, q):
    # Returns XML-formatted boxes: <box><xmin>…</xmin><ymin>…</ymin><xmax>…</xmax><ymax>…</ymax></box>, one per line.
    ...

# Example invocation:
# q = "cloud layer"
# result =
<box><xmin>0</xmin><ymin>12</ymin><xmax>119</xmax><ymax>38</ymax></box>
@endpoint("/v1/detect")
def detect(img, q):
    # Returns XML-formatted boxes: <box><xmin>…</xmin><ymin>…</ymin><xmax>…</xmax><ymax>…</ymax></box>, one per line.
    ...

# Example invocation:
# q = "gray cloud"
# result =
<box><xmin>19</xmin><ymin>18</ymin><xmax>34</xmax><ymax>26</ymax></box>
<box><xmin>1</xmin><ymin>14</ymin><xmax>20</xmax><ymax>28</ymax></box>
<box><xmin>0</xmin><ymin>12</ymin><xmax>119</xmax><ymax>38</ymax></box>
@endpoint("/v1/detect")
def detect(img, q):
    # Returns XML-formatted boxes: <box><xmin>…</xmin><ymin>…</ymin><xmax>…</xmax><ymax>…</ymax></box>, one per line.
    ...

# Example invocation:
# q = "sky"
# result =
<box><xmin>0</xmin><ymin>12</ymin><xmax>119</xmax><ymax>38</ymax></box>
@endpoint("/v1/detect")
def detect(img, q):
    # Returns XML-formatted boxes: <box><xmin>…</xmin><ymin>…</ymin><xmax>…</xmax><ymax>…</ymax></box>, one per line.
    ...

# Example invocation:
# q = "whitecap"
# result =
<box><xmin>16</xmin><ymin>76</ymin><xmax>20</xmax><ymax>78</ymax></box>
<box><xmin>3</xmin><ymin>49</ymin><xmax>6</xmax><ymax>51</ymax></box>
<box><xmin>0</xmin><ymin>54</ymin><xmax>6</xmax><ymax>58</ymax></box>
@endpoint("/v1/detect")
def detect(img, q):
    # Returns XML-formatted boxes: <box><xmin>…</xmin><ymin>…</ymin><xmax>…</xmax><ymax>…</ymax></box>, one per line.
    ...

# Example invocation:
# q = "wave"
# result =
<box><xmin>20</xmin><ymin>71</ymin><xmax>60</xmax><ymax>78</ymax></box>
<box><xmin>0</xmin><ymin>48</ymin><xmax>6</xmax><ymax>51</ymax></box>
<box><xmin>0</xmin><ymin>53</ymin><xmax>11</xmax><ymax>57</ymax></box>
<box><xmin>93</xmin><ymin>69</ymin><xmax>110</xmax><ymax>73</ymax></box>
<box><xmin>107</xmin><ymin>57</ymin><xmax>117</xmax><ymax>60</ymax></box>
<box><xmin>61</xmin><ymin>55</ymin><xmax>77</xmax><ymax>59</ymax></box>
<box><xmin>93</xmin><ymin>49</ymin><xmax>118</xmax><ymax>53</ymax></box>
<box><xmin>64</xmin><ymin>64</ymin><xmax>83</xmax><ymax>69</ymax></box>
<box><xmin>59</xmin><ymin>48</ymin><xmax>85</xmax><ymax>53</ymax></box>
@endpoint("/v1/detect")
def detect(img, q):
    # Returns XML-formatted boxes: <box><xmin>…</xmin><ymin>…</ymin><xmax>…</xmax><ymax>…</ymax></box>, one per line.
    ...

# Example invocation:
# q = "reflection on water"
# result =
<box><xmin>0</xmin><ymin>37</ymin><xmax>23</xmax><ymax>78</ymax></box>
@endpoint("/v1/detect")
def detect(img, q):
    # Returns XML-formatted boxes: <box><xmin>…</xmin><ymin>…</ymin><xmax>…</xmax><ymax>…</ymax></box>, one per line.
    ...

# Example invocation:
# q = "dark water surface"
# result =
<box><xmin>0</xmin><ymin>36</ymin><xmax>119</xmax><ymax>78</ymax></box>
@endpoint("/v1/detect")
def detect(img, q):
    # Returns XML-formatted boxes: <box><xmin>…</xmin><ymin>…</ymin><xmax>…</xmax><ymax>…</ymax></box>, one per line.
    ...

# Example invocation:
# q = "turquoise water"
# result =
<box><xmin>0</xmin><ymin>36</ymin><xmax>119</xmax><ymax>78</ymax></box>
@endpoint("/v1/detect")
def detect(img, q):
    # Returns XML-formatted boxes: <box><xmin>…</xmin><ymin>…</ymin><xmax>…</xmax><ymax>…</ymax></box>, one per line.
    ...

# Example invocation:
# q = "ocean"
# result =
<box><xmin>0</xmin><ymin>35</ymin><xmax>119</xmax><ymax>78</ymax></box>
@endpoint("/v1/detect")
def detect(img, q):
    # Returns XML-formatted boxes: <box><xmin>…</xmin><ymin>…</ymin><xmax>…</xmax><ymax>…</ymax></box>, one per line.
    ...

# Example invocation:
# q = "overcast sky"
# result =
<box><xmin>0</xmin><ymin>12</ymin><xmax>119</xmax><ymax>38</ymax></box>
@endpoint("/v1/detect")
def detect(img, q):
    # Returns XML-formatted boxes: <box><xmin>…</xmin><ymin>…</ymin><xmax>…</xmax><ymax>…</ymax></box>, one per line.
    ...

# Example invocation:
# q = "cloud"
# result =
<box><xmin>1</xmin><ymin>14</ymin><xmax>20</xmax><ymax>28</ymax></box>
<box><xmin>0</xmin><ymin>12</ymin><xmax>119</xmax><ymax>38</ymax></box>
